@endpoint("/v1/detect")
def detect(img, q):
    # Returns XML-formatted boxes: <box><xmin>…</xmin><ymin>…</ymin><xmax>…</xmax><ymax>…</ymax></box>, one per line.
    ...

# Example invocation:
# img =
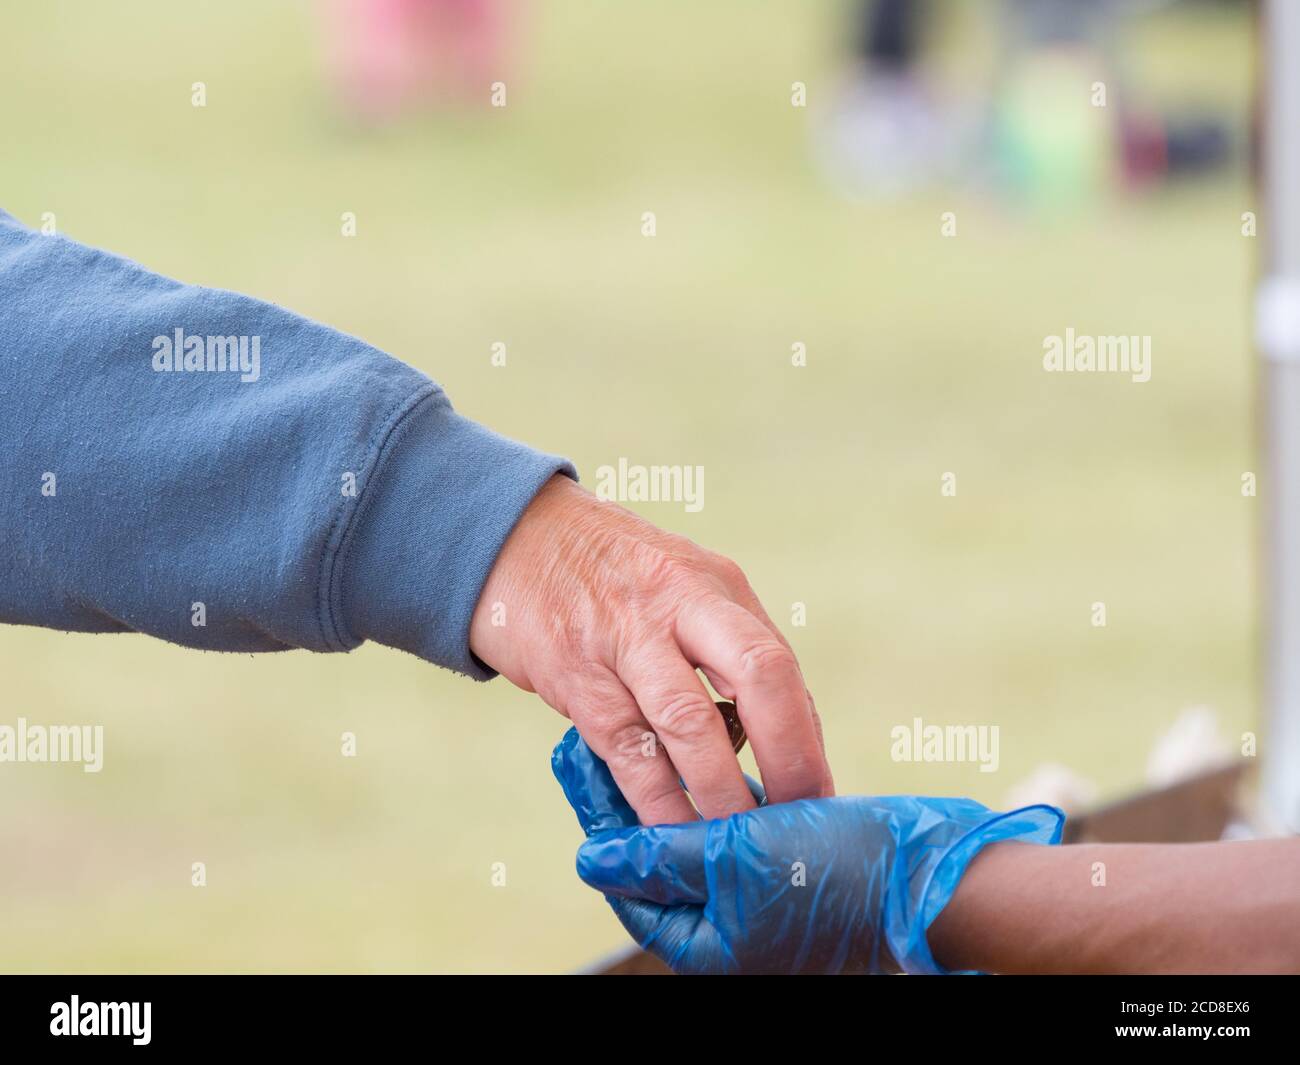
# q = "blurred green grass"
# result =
<box><xmin>0</xmin><ymin>0</ymin><xmax>1255</xmax><ymax>971</ymax></box>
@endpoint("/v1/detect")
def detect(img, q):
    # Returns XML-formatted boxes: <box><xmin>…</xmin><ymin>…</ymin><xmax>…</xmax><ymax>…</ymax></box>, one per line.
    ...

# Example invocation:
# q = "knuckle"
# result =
<box><xmin>651</xmin><ymin>690</ymin><xmax>720</xmax><ymax>742</ymax></box>
<box><xmin>628</xmin><ymin>778</ymin><xmax>688</xmax><ymax>819</ymax></box>
<box><xmin>556</xmin><ymin>674</ymin><xmax>614</xmax><ymax>721</ymax></box>
<box><xmin>709</xmin><ymin>552</ymin><xmax>747</xmax><ymax>586</ymax></box>
<box><xmin>607</xmin><ymin>720</ymin><xmax>661</xmax><ymax>762</ymax></box>
<box><xmin>633</xmin><ymin>533</ymin><xmax>709</xmax><ymax>582</ymax></box>
<box><xmin>622</xmin><ymin>545</ymin><xmax>699</xmax><ymax>616</ymax></box>
<box><xmin>736</xmin><ymin>638</ymin><xmax>798</xmax><ymax>683</ymax></box>
<box><xmin>599</xmin><ymin>728</ymin><xmax>687</xmax><ymax>815</ymax></box>
<box><xmin>643</xmin><ymin>549</ymin><xmax>694</xmax><ymax>589</ymax></box>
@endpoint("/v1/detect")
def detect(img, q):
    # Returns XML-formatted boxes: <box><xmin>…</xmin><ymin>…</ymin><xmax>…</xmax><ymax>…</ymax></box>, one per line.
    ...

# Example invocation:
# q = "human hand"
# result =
<box><xmin>470</xmin><ymin>475</ymin><xmax>832</xmax><ymax>824</ymax></box>
<box><xmin>552</xmin><ymin>727</ymin><xmax>1064</xmax><ymax>974</ymax></box>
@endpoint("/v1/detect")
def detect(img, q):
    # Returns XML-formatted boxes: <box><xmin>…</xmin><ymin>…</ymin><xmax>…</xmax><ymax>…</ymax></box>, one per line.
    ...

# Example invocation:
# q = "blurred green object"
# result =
<box><xmin>991</xmin><ymin>50</ymin><xmax>1116</xmax><ymax>211</ymax></box>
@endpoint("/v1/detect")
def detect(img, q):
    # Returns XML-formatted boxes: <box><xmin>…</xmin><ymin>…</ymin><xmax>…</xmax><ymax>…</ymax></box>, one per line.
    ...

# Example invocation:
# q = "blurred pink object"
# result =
<box><xmin>324</xmin><ymin>0</ymin><xmax>516</xmax><ymax>121</ymax></box>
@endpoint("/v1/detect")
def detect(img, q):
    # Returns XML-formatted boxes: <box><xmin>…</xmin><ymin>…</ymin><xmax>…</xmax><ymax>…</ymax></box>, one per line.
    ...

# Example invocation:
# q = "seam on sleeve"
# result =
<box><xmin>315</xmin><ymin>382</ymin><xmax>448</xmax><ymax>652</ymax></box>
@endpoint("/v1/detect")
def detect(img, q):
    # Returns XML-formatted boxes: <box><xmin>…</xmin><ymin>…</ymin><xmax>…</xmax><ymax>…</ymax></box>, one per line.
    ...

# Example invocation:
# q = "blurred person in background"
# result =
<box><xmin>819</xmin><ymin>0</ymin><xmax>1233</xmax><ymax>205</ymax></box>
<box><xmin>323</xmin><ymin>0</ymin><xmax>516</xmax><ymax>122</ymax></box>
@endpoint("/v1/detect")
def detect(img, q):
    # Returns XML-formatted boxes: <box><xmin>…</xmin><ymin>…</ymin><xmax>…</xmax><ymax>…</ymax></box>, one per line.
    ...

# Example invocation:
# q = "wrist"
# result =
<box><xmin>468</xmin><ymin>474</ymin><xmax>585</xmax><ymax>679</ymax></box>
<box><xmin>926</xmin><ymin>841</ymin><xmax>1029</xmax><ymax>973</ymax></box>
<box><xmin>882</xmin><ymin>799</ymin><xmax>1065</xmax><ymax>974</ymax></box>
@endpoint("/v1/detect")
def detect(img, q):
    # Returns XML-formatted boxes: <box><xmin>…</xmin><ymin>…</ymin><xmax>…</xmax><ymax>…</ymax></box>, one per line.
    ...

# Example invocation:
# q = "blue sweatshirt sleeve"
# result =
<box><xmin>0</xmin><ymin>209</ymin><xmax>575</xmax><ymax>679</ymax></box>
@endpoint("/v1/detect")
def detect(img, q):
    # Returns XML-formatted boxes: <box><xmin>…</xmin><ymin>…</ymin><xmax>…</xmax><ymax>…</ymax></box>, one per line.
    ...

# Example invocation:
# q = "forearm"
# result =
<box><xmin>928</xmin><ymin>839</ymin><xmax>1300</xmax><ymax>974</ymax></box>
<box><xmin>0</xmin><ymin>208</ymin><xmax>573</xmax><ymax>674</ymax></box>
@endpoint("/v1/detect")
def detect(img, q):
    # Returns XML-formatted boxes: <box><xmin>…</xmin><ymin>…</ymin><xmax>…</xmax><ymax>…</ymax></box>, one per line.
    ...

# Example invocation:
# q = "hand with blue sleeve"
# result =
<box><xmin>552</xmin><ymin>727</ymin><xmax>1064</xmax><ymax>974</ymax></box>
<box><xmin>1</xmin><ymin>208</ymin><xmax>833</xmax><ymax>826</ymax></box>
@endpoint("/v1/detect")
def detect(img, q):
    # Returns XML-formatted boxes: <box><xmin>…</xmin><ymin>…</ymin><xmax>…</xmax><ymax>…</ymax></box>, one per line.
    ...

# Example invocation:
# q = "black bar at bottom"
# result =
<box><xmin>0</xmin><ymin>973</ymin><xmax>1290</xmax><ymax>1051</ymax></box>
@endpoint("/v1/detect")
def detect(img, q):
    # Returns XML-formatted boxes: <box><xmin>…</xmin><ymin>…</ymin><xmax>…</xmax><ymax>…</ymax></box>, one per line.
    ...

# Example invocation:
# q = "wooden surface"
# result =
<box><xmin>1062</xmin><ymin>763</ymin><xmax>1247</xmax><ymax>844</ymax></box>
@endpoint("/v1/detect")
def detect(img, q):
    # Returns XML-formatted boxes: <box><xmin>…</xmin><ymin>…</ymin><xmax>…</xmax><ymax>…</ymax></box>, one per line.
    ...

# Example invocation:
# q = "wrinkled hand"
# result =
<box><xmin>470</xmin><ymin>475</ymin><xmax>832</xmax><ymax>823</ymax></box>
<box><xmin>552</xmin><ymin>728</ymin><xmax>1065</xmax><ymax>975</ymax></box>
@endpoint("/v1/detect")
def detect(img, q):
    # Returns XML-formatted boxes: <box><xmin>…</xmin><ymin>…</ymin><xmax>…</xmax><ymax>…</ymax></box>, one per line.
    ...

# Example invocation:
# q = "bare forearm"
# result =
<box><xmin>928</xmin><ymin>840</ymin><xmax>1300</xmax><ymax>974</ymax></box>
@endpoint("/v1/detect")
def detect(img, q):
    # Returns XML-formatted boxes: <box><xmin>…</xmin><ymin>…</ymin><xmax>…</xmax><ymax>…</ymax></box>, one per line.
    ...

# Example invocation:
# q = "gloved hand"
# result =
<box><xmin>552</xmin><ymin>727</ymin><xmax>1064</xmax><ymax>974</ymax></box>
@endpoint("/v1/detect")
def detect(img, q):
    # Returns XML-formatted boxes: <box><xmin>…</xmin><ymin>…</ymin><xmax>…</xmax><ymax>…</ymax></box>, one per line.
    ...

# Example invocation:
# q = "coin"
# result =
<box><xmin>716</xmin><ymin>700</ymin><xmax>746</xmax><ymax>754</ymax></box>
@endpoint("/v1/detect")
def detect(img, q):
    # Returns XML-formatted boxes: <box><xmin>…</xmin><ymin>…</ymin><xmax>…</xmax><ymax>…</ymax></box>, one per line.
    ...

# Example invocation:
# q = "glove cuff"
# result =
<box><xmin>887</xmin><ymin>801</ymin><xmax>1065</xmax><ymax>975</ymax></box>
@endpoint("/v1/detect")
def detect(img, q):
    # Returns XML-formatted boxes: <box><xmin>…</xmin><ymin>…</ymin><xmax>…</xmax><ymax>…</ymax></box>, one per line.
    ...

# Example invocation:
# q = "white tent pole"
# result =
<box><xmin>1259</xmin><ymin>0</ymin><xmax>1300</xmax><ymax>832</ymax></box>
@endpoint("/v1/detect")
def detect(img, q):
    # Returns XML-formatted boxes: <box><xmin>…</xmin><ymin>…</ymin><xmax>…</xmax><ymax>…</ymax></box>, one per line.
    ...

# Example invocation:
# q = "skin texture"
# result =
<box><xmin>470</xmin><ymin>475</ymin><xmax>834</xmax><ymax>825</ymax></box>
<box><xmin>928</xmin><ymin>839</ymin><xmax>1300</xmax><ymax>974</ymax></box>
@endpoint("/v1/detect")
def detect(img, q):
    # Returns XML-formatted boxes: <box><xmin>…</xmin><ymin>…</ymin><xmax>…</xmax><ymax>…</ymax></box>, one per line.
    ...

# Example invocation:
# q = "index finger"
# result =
<box><xmin>617</xmin><ymin>647</ymin><xmax>758</xmax><ymax>820</ymax></box>
<box><xmin>675</xmin><ymin>598</ymin><xmax>829</xmax><ymax>805</ymax></box>
<box><xmin>705</xmin><ymin>587</ymin><xmax>835</xmax><ymax>797</ymax></box>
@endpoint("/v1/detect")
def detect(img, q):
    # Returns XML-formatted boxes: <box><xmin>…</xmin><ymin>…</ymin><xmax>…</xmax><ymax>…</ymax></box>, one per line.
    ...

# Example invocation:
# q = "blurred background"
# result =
<box><xmin>0</xmin><ymin>0</ymin><xmax>1257</xmax><ymax>972</ymax></box>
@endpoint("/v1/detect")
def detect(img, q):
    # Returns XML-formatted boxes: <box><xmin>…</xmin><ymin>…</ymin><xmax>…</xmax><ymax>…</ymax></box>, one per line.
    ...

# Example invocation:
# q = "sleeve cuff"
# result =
<box><xmin>336</xmin><ymin>389</ymin><xmax>576</xmax><ymax>679</ymax></box>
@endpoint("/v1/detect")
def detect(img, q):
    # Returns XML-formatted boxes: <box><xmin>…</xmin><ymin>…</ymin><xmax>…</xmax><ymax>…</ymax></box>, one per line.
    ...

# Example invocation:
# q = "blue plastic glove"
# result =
<box><xmin>552</xmin><ymin>727</ymin><xmax>1064</xmax><ymax>974</ymax></box>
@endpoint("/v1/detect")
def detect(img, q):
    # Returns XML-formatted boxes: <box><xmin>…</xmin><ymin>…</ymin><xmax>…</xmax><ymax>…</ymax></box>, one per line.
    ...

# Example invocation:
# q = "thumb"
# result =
<box><xmin>551</xmin><ymin>727</ymin><xmax>638</xmax><ymax>836</ymax></box>
<box><xmin>606</xmin><ymin>896</ymin><xmax>707</xmax><ymax>971</ymax></box>
<box><xmin>554</xmin><ymin>728</ymin><xmax>713</xmax><ymax>970</ymax></box>
<box><xmin>576</xmin><ymin>821</ymin><xmax>712</xmax><ymax>906</ymax></box>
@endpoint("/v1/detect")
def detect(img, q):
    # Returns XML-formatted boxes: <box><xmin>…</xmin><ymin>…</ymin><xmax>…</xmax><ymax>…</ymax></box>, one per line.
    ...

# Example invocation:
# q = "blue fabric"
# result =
<box><xmin>552</xmin><ymin>727</ymin><xmax>1065</xmax><ymax>974</ymax></box>
<box><xmin>0</xmin><ymin>208</ymin><xmax>574</xmax><ymax>678</ymax></box>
